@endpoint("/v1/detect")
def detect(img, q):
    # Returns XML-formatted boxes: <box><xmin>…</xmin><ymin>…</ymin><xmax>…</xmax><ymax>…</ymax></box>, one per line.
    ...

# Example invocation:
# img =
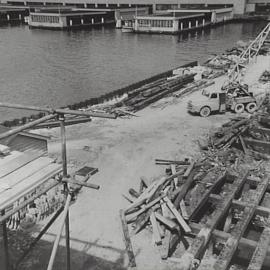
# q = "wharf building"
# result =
<box><xmin>28</xmin><ymin>7</ymin><xmax>115</xmax><ymax>28</ymax></box>
<box><xmin>1</xmin><ymin>0</ymin><xmax>270</xmax><ymax>15</ymax></box>
<box><xmin>133</xmin><ymin>8</ymin><xmax>233</xmax><ymax>34</ymax></box>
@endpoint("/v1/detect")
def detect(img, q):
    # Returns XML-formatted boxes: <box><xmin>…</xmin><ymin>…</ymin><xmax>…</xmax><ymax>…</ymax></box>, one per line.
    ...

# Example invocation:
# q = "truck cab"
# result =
<box><xmin>187</xmin><ymin>89</ymin><xmax>226</xmax><ymax>117</ymax></box>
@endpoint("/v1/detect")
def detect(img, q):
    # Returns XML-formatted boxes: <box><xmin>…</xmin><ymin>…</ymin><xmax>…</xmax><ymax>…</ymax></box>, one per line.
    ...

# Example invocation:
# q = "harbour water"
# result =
<box><xmin>0</xmin><ymin>22</ymin><xmax>267</xmax><ymax>121</ymax></box>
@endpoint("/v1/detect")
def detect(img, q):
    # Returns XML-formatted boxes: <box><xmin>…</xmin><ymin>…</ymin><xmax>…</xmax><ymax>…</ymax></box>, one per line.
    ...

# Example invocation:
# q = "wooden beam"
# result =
<box><xmin>126</xmin><ymin>194</ymin><xmax>166</xmax><ymax>223</ymax></box>
<box><xmin>239</xmin><ymin>135</ymin><xmax>247</xmax><ymax>154</ymax></box>
<box><xmin>125</xmin><ymin>170</ymin><xmax>186</xmax><ymax>214</ymax></box>
<box><xmin>209</xmin><ymin>194</ymin><xmax>270</xmax><ymax>218</ymax></box>
<box><xmin>154</xmin><ymin>212</ymin><xmax>178</xmax><ymax>230</ymax></box>
<box><xmin>188</xmin><ymin>171</ymin><xmax>226</xmax><ymax>220</ymax></box>
<box><xmin>212</xmin><ymin>176</ymin><xmax>269</xmax><ymax>270</ymax></box>
<box><xmin>189</xmin><ymin>222</ymin><xmax>270</xmax><ymax>256</ymax></box>
<box><xmin>62</xmin><ymin>178</ymin><xmax>100</xmax><ymax>190</ymax></box>
<box><xmin>175</xmin><ymin>172</ymin><xmax>249</xmax><ymax>270</ymax></box>
<box><xmin>243</xmin><ymin>137</ymin><xmax>270</xmax><ymax>155</ymax></box>
<box><xmin>249</xmin><ymin>126</ymin><xmax>270</xmax><ymax>137</ymax></box>
<box><xmin>150</xmin><ymin>212</ymin><xmax>162</xmax><ymax>245</ymax></box>
<box><xmin>163</xmin><ymin>196</ymin><xmax>191</xmax><ymax>233</ymax></box>
<box><xmin>183</xmin><ymin>161</ymin><xmax>195</xmax><ymax>179</ymax></box>
<box><xmin>119</xmin><ymin>209</ymin><xmax>136</xmax><ymax>267</ymax></box>
<box><xmin>247</xmin><ymin>217</ymin><xmax>270</xmax><ymax>270</ymax></box>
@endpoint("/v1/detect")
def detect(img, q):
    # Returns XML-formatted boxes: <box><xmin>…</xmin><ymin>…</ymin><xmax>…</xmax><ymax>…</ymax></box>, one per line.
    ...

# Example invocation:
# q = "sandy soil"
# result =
<box><xmin>28</xmin><ymin>55</ymin><xmax>270</xmax><ymax>270</ymax></box>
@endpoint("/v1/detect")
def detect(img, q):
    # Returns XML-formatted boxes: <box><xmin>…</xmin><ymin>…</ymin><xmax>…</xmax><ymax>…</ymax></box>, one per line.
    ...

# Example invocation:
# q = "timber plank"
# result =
<box><xmin>243</xmin><ymin>137</ymin><xmax>270</xmax><ymax>155</ymax></box>
<box><xmin>163</xmin><ymin>196</ymin><xmax>191</xmax><ymax>233</ymax></box>
<box><xmin>150</xmin><ymin>212</ymin><xmax>162</xmax><ymax>245</ymax></box>
<box><xmin>0</xmin><ymin>157</ymin><xmax>54</xmax><ymax>193</ymax></box>
<box><xmin>0</xmin><ymin>151</ymin><xmax>23</xmax><ymax>167</ymax></box>
<box><xmin>188</xmin><ymin>170</ymin><xmax>226</xmax><ymax>220</ymax></box>
<box><xmin>0</xmin><ymin>163</ymin><xmax>62</xmax><ymax>210</ymax></box>
<box><xmin>0</xmin><ymin>151</ymin><xmax>43</xmax><ymax>178</ymax></box>
<box><xmin>155</xmin><ymin>212</ymin><xmax>177</xmax><ymax>230</ymax></box>
<box><xmin>190</xmin><ymin>222</ymin><xmax>270</xmax><ymax>257</ymax></box>
<box><xmin>120</xmin><ymin>209</ymin><xmax>136</xmax><ymax>267</ymax></box>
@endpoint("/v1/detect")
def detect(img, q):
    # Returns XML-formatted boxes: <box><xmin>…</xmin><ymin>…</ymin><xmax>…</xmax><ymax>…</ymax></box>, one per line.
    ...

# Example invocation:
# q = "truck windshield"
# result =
<box><xmin>202</xmin><ymin>90</ymin><xmax>210</xmax><ymax>97</ymax></box>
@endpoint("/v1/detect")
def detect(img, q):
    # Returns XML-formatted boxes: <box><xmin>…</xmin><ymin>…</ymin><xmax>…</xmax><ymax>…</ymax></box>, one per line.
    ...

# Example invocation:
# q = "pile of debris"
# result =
<box><xmin>259</xmin><ymin>70</ymin><xmax>270</xmax><ymax>83</ymax></box>
<box><xmin>120</xmin><ymin>94</ymin><xmax>270</xmax><ymax>268</ymax></box>
<box><xmin>115</xmin><ymin>73</ymin><xmax>195</xmax><ymax>112</ymax></box>
<box><xmin>204</xmin><ymin>54</ymin><xmax>239</xmax><ymax>71</ymax></box>
<box><xmin>120</xmin><ymin>150</ymin><xmax>251</xmax><ymax>266</ymax></box>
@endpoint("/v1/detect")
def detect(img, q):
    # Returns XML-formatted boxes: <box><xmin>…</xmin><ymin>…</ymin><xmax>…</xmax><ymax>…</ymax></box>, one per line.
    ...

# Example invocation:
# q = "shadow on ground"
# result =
<box><xmin>0</xmin><ymin>228</ymin><xmax>127</xmax><ymax>270</ymax></box>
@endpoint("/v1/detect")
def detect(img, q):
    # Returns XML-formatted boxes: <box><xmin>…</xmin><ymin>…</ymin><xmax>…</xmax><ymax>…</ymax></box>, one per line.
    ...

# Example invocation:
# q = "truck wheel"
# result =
<box><xmin>200</xmin><ymin>106</ymin><xmax>211</xmax><ymax>117</ymax></box>
<box><xmin>246</xmin><ymin>102</ymin><xmax>257</xmax><ymax>113</ymax></box>
<box><xmin>234</xmin><ymin>103</ymin><xmax>244</xmax><ymax>114</ymax></box>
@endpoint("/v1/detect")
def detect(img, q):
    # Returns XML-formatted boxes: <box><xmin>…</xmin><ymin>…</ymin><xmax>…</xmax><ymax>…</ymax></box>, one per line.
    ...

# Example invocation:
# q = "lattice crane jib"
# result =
<box><xmin>228</xmin><ymin>22</ymin><xmax>270</xmax><ymax>82</ymax></box>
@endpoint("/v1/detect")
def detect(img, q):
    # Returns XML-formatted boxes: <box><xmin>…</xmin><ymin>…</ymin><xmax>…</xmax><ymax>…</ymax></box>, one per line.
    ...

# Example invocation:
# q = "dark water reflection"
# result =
<box><xmin>0</xmin><ymin>21</ymin><xmax>266</xmax><ymax>120</ymax></box>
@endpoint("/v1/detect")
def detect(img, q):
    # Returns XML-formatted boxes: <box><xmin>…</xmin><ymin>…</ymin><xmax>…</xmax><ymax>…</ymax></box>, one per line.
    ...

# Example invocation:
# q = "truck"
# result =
<box><xmin>187</xmin><ymin>83</ymin><xmax>257</xmax><ymax>117</ymax></box>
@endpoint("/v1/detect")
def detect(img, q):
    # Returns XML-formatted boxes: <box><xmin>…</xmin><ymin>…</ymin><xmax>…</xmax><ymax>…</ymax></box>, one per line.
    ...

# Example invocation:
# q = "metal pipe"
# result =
<box><xmin>0</xmin><ymin>102</ymin><xmax>116</xmax><ymax>119</ymax></box>
<box><xmin>0</xmin><ymin>114</ymin><xmax>57</xmax><ymax>140</ymax></box>
<box><xmin>47</xmin><ymin>193</ymin><xmax>72</xmax><ymax>270</ymax></box>
<box><xmin>59</xmin><ymin>116</ymin><xmax>71</xmax><ymax>270</ymax></box>
<box><xmin>15</xmin><ymin>206</ymin><xmax>64</xmax><ymax>269</ymax></box>
<box><xmin>1</xmin><ymin>210</ymin><xmax>10</xmax><ymax>270</ymax></box>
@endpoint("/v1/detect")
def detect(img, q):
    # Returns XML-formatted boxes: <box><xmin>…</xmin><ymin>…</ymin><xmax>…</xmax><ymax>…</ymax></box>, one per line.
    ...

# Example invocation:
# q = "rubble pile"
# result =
<box><xmin>120</xmin><ymin>87</ymin><xmax>270</xmax><ymax>268</ymax></box>
<box><xmin>259</xmin><ymin>70</ymin><xmax>270</xmax><ymax>83</ymax></box>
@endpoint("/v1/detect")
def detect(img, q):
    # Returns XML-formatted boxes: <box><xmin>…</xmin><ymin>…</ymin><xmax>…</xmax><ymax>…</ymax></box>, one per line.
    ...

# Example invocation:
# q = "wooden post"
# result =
<box><xmin>59</xmin><ymin>114</ymin><xmax>71</xmax><ymax>270</ymax></box>
<box><xmin>1</xmin><ymin>210</ymin><xmax>10</xmax><ymax>270</ymax></box>
<box><xmin>119</xmin><ymin>209</ymin><xmax>136</xmax><ymax>267</ymax></box>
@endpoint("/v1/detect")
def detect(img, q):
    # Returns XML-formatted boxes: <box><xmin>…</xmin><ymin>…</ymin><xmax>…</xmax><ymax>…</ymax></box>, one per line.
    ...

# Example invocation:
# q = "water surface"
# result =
<box><xmin>0</xmin><ymin>22</ymin><xmax>266</xmax><ymax>120</ymax></box>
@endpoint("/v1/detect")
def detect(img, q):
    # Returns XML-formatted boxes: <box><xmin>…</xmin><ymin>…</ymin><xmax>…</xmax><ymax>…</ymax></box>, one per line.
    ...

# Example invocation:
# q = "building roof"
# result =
<box><xmin>136</xmin><ymin>12</ymin><xmax>205</xmax><ymax>20</ymax></box>
<box><xmin>0</xmin><ymin>125</ymin><xmax>49</xmax><ymax>154</ymax></box>
<box><xmin>31</xmin><ymin>8</ymin><xmax>107</xmax><ymax>15</ymax></box>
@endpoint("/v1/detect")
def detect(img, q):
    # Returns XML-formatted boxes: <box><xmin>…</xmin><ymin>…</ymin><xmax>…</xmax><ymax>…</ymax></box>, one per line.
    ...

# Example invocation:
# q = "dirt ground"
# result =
<box><xmin>23</xmin><ymin>55</ymin><xmax>270</xmax><ymax>270</ymax></box>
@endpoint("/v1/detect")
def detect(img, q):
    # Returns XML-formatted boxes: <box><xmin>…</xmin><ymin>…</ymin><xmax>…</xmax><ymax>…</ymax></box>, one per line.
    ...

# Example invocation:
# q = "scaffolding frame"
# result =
<box><xmin>228</xmin><ymin>22</ymin><xmax>270</xmax><ymax>82</ymax></box>
<box><xmin>0</xmin><ymin>102</ymin><xmax>116</xmax><ymax>270</ymax></box>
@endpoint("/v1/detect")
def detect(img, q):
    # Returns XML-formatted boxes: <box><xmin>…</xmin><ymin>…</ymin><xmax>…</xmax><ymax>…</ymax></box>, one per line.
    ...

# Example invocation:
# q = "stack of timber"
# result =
<box><xmin>118</xmin><ymin>73</ymin><xmax>195</xmax><ymax>112</ymax></box>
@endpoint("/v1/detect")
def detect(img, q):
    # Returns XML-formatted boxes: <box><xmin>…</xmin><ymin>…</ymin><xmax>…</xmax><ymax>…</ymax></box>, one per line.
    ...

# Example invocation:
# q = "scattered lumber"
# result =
<box><xmin>120</xmin><ymin>209</ymin><xmax>136</xmax><ymax>267</ymax></box>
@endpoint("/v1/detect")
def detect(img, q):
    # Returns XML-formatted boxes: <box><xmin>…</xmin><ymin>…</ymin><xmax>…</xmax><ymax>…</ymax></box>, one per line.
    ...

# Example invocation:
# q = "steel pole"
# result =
<box><xmin>59</xmin><ymin>115</ymin><xmax>71</xmax><ymax>270</ymax></box>
<box><xmin>0</xmin><ymin>114</ymin><xmax>57</xmax><ymax>140</ymax></box>
<box><xmin>1</xmin><ymin>210</ymin><xmax>10</xmax><ymax>270</ymax></box>
<box><xmin>0</xmin><ymin>102</ymin><xmax>116</xmax><ymax>119</ymax></box>
<box><xmin>46</xmin><ymin>194</ymin><xmax>72</xmax><ymax>270</ymax></box>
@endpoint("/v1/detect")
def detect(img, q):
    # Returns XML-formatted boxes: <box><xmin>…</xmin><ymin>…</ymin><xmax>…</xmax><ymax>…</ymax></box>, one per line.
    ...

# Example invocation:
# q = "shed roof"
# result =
<box><xmin>0</xmin><ymin>125</ymin><xmax>49</xmax><ymax>154</ymax></box>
